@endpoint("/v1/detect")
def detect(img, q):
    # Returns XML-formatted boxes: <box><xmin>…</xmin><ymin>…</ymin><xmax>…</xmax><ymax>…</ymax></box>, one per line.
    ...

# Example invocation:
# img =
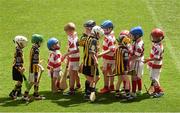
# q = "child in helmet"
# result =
<box><xmin>144</xmin><ymin>28</ymin><xmax>164</xmax><ymax>98</ymax></box>
<box><xmin>9</xmin><ymin>35</ymin><xmax>28</xmax><ymax>99</ymax></box>
<box><xmin>98</xmin><ymin>20</ymin><xmax>116</xmax><ymax>93</ymax></box>
<box><xmin>63</xmin><ymin>22</ymin><xmax>81</xmax><ymax>95</ymax></box>
<box><xmin>78</xmin><ymin>25</ymin><xmax>104</xmax><ymax>100</ymax></box>
<box><xmin>47</xmin><ymin>37</ymin><xmax>63</xmax><ymax>93</ymax></box>
<box><xmin>23</xmin><ymin>34</ymin><xmax>45</xmax><ymax>100</ymax></box>
<box><xmin>114</xmin><ymin>30</ymin><xmax>132</xmax><ymax>99</ymax></box>
<box><xmin>129</xmin><ymin>26</ymin><xmax>144</xmax><ymax>97</ymax></box>
<box><xmin>79</xmin><ymin>20</ymin><xmax>96</xmax><ymax>73</ymax></box>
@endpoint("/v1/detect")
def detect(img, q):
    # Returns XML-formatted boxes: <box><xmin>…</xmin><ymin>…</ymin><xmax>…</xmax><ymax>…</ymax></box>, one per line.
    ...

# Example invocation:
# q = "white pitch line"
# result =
<box><xmin>142</xmin><ymin>0</ymin><xmax>180</xmax><ymax>71</ymax></box>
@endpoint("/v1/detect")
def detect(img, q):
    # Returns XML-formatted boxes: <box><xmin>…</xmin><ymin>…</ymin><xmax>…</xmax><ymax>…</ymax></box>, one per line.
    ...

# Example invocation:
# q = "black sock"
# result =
<box><xmin>85</xmin><ymin>80</ymin><xmax>90</xmax><ymax>93</ymax></box>
<box><xmin>125</xmin><ymin>89</ymin><xmax>130</xmax><ymax>95</ymax></box>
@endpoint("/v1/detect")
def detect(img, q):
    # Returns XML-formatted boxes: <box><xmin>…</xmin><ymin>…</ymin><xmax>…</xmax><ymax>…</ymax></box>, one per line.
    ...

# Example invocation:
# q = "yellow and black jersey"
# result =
<box><xmin>115</xmin><ymin>45</ymin><xmax>129</xmax><ymax>75</ymax></box>
<box><xmin>78</xmin><ymin>34</ymin><xmax>99</xmax><ymax>66</ymax></box>
<box><xmin>13</xmin><ymin>47</ymin><xmax>24</xmax><ymax>68</ymax></box>
<box><xmin>29</xmin><ymin>45</ymin><xmax>39</xmax><ymax>73</ymax></box>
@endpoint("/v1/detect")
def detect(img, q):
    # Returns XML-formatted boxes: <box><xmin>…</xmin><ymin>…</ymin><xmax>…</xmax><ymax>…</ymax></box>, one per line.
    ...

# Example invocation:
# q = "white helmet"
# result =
<box><xmin>14</xmin><ymin>35</ymin><xmax>28</xmax><ymax>48</ymax></box>
<box><xmin>91</xmin><ymin>26</ymin><xmax>104</xmax><ymax>37</ymax></box>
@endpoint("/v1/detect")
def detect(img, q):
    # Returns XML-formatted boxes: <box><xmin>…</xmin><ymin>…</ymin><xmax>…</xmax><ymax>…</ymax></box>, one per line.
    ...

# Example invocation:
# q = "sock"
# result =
<box><xmin>34</xmin><ymin>85</ymin><xmax>39</xmax><ymax>94</ymax></box>
<box><xmin>90</xmin><ymin>87</ymin><xmax>95</xmax><ymax>92</ymax></box>
<box><xmin>85</xmin><ymin>80</ymin><xmax>90</xmax><ymax>93</ymax></box>
<box><xmin>132</xmin><ymin>80</ymin><xmax>137</xmax><ymax>93</ymax></box>
<box><xmin>137</xmin><ymin>79</ymin><xmax>142</xmax><ymax>91</ymax></box>
<box><xmin>70</xmin><ymin>87</ymin><xmax>74</xmax><ymax>92</ymax></box>
<box><xmin>125</xmin><ymin>89</ymin><xmax>130</xmax><ymax>96</ymax></box>
<box><xmin>123</xmin><ymin>81</ymin><xmax>126</xmax><ymax>89</ymax></box>
<box><xmin>76</xmin><ymin>84</ymin><xmax>81</xmax><ymax>88</ymax></box>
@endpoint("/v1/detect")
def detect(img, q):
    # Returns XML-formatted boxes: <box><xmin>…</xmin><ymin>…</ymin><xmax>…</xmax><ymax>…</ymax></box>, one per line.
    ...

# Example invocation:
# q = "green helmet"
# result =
<box><xmin>31</xmin><ymin>34</ymin><xmax>44</xmax><ymax>44</ymax></box>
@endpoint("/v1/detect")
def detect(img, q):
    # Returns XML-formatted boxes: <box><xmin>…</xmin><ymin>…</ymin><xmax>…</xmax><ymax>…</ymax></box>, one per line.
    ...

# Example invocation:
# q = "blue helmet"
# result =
<box><xmin>130</xmin><ymin>26</ymin><xmax>143</xmax><ymax>39</ymax></box>
<box><xmin>101</xmin><ymin>20</ymin><xmax>114</xmax><ymax>29</ymax></box>
<box><xmin>47</xmin><ymin>37</ymin><xmax>59</xmax><ymax>50</ymax></box>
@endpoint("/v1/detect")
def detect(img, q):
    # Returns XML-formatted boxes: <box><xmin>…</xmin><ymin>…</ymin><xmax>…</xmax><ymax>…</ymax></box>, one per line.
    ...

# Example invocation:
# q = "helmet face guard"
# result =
<box><xmin>130</xmin><ymin>26</ymin><xmax>143</xmax><ymax>41</ymax></box>
<box><xmin>14</xmin><ymin>35</ymin><xmax>28</xmax><ymax>49</ymax></box>
<box><xmin>101</xmin><ymin>20</ymin><xmax>114</xmax><ymax>35</ymax></box>
<box><xmin>150</xmin><ymin>35</ymin><xmax>164</xmax><ymax>43</ymax></box>
<box><xmin>47</xmin><ymin>38</ymin><xmax>60</xmax><ymax>51</ymax></box>
<box><xmin>91</xmin><ymin>26</ymin><xmax>104</xmax><ymax>39</ymax></box>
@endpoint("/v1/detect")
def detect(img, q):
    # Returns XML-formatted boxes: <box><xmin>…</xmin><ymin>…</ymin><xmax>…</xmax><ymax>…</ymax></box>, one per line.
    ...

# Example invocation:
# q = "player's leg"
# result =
<box><xmin>136</xmin><ymin>61</ymin><xmax>144</xmax><ymax>95</ymax></box>
<box><xmin>9</xmin><ymin>67</ymin><xmax>23</xmax><ymax>99</ymax></box>
<box><xmin>115</xmin><ymin>76</ymin><xmax>122</xmax><ymax>97</ymax></box>
<box><xmin>23</xmin><ymin>73</ymin><xmax>34</xmax><ymax>100</ymax></box>
<box><xmin>151</xmin><ymin>69</ymin><xmax>164</xmax><ymax>97</ymax></box>
<box><xmin>109</xmin><ymin>64</ymin><xmax>115</xmax><ymax>91</ymax></box>
<box><xmin>100</xmin><ymin>60</ymin><xmax>110</xmax><ymax>93</ymax></box>
<box><xmin>73</xmin><ymin>62</ymin><xmax>81</xmax><ymax>90</ymax></box>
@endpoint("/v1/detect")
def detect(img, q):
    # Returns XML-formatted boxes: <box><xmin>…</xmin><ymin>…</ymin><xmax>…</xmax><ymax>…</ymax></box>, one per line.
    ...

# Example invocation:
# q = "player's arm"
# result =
<box><xmin>98</xmin><ymin>41</ymin><xmax>115</xmax><ymax>58</ymax></box>
<box><xmin>129</xmin><ymin>45</ymin><xmax>143</xmax><ymax>61</ymax></box>
<box><xmin>144</xmin><ymin>58</ymin><xmax>160</xmax><ymax>63</ymax></box>
<box><xmin>89</xmin><ymin>39</ymin><xmax>98</xmax><ymax>65</ymax></box>
<box><xmin>63</xmin><ymin>48</ymin><xmax>79</xmax><ymax>58</ymax></box>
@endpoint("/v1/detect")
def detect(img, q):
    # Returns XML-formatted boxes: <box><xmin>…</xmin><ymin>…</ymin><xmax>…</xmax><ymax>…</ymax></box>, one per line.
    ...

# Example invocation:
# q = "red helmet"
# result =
<box><xmin>151</xmin><ymin>28</ymin><xmax>164</xmax><ymax>43</ymax></box>
<box><xmin>151</xmin><ymin>28</ymin><xmax>164</xmax><ymax>38</ymax></box>
<box><xmin>119</xmin><ymin>30</ymin><xmax>129</xmax><ymax>36</ymax></box>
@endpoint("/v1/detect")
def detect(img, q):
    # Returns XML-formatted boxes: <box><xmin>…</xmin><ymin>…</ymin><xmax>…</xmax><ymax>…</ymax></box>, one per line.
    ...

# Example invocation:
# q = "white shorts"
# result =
<box><xmin>102</xmin><ymin>59</ymin><xmax>115</xmax><ymax>71</ymax></box>
<box><xmin>48</xmin><ymin>70</ymin><xmax>61</xmax><ymax>78</ymax></box>
<box><xmin>149</xmin><ymin>67</ymin><xmax>161</xmax><ymax>84</ymax></box>
<box><xmin>68</xmin><ymin>61</ymin><xmax>79</xmax><ymax>71</ymax></box>
<box><xmin>129</xmin><ymin>60</ymin><xmax>144</xmax><ymax>77</ymax></box>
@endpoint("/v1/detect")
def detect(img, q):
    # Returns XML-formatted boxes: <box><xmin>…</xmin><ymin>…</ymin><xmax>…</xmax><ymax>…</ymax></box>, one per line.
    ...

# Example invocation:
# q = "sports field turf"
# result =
<box><xmin>0</xmin><ymin>0</ymin><xmax>180</xmax><ymax>112</ymax></box>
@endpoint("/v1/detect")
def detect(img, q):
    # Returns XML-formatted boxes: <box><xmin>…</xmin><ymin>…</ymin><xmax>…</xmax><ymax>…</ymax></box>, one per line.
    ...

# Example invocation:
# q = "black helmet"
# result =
<box><xmin>83</xmin><ymin>20</ymin><xmax>96</xmax><ymax>28</ymax></box>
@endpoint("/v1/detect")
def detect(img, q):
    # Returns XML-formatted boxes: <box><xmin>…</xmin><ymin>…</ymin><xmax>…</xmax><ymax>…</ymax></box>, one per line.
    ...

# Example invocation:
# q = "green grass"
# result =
<box><xmin>0</xmin><ymin>0</ymin><xmax>180</xmax><ymax>112</ymax></box>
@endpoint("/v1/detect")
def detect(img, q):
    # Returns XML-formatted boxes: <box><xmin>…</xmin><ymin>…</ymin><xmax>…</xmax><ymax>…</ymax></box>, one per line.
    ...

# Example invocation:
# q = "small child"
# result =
<box><xmin>23</xmin><ymin>34</ymin><xmax>44</xmax><ymax>100</ymax></box>
<box><xmin>9</xmin><ymin>35</ymin><xmax>28</xmax><ymax>99</ymax></box>
<box><xmin>63</xmin><ymin>22</ymin><xmax>81</xmax><ymax>95</ymax></box>
<box><xmin>129</xmin><ymin>26</ymin><xmax>144</xmax><ymax>97</ymax></box>
<box><xmin>47</xmin><ymin>37</ymin><xmax>63</xmax><ymax>93</ymax></box>
<box><xmin>144</xmin><ymin>28</ymin><xmax>165</xmax><ymax>98</ymax></box>
<box><xmin>114</xmin><ymin>32</ymin><xmax>132</xmax><ymax>99</ymax></box>
<box><xmin>99</xmin><ymin>20</ymin><xmax>116</xmax><ymax>93</ymax></box>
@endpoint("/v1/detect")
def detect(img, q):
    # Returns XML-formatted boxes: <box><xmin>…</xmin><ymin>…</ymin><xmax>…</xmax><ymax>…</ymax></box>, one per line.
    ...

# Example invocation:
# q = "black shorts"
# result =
<box><xmin>12</xmin><ymin>66</ymin><xmax>23</xmax><ymax>82</ymax></box>
<box><xmin>82</xmin><ymin>65</ymin><xmax>99</xmax><ymax>77</ymax></box>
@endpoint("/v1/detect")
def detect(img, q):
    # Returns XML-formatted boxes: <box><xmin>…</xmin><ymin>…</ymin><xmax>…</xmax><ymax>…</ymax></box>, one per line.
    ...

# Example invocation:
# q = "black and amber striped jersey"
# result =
<box><xmin>13</xmin><ymin>47</ymin><xmax>24</xmax><ymax>68</ymax></box>
<box><xmin>29</xmin><ymin>45</ymin><xmax>39</xmax><ymax>73</ymax></box>
<box><xmin>114</xmin><ymin>46</ymin><xmax>129</xmax><ymax>75</ymax></box>
<box><xmin>78</xmin><ymin>34</ymin><xmax>98</xmax><ymax>66</ymax></box>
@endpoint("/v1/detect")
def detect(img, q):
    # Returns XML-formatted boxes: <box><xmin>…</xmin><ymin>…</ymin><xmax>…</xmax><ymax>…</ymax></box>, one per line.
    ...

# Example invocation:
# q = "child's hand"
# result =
<box><xmin>19</xmin><ymin>67</ymin><xmax>25</xmax><ymax>74</ymax></box>
<box><xmin>50</xmin><ymin>67</ymin><xmax>54</xmax><ymax>72</ymax></box>
<box><xmin>143</xmin><ymin>59</ymin><xmax>149</xmax><ymax>64</ymax></box>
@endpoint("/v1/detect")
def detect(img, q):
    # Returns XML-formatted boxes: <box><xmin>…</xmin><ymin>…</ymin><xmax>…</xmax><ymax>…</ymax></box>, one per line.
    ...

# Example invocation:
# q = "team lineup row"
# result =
<box><xmin>9</xmin><ymin>19</ymin><xmax>165</xmax><ymax>102</ymax></box>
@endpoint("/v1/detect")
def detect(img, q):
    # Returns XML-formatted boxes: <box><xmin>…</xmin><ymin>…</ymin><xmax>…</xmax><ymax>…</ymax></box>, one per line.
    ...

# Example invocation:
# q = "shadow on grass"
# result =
<box><xmin>0</xmin><ymin>91</ymin><xmax>152</xmax><ymax>107</ymax></box>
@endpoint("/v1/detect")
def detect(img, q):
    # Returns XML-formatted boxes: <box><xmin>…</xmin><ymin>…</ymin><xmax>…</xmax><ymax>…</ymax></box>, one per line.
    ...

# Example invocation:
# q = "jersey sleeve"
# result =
<box><xmin>47</xmin><ymin>53</ymin><xmax>55</xmax><ymax>69</ymax></box>
<box><xmin>134</xmin><ymin>43</ymin><xmax>144</xmax><ymax>57</ymax></box>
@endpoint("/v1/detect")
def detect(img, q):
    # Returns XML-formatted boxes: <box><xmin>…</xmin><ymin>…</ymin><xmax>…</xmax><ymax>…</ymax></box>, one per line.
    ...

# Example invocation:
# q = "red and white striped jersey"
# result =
<box><xmin>68</xmin><ymin>32</ymin><xmax>80</xmax><ymax>62</ymax></box>
<box><xmin>130</xmin><ymin>38</ymin><xmax>144</xmax><ymax>61</ymax></box>
<box><xmin>47</xmin><ymin>50</ymin><xmax>62</xmax><ymax>70</ymax></box>
<box><xmin>102</xmin><ymin>31</ymin><xmax>116</xmax><ymax>60</ymax></box>
<box><xmin>148</xmin><ymin>43</ymin><xmax>164</xmax><ymax>69</ymax></box>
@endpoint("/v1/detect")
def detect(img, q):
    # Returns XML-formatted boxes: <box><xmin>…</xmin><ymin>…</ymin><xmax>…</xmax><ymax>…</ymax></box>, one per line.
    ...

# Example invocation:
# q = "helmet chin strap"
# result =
<box><xmin>152</xmin><ymin>36</ymin><xmax>164</xmax><ymax>43</ymax></box>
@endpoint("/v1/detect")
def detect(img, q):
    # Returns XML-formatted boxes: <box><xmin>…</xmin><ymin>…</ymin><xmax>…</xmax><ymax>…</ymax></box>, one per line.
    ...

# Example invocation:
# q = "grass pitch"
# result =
<box><xmin>0</xmin><ymin>0</ymin><xmax>180</xmax><ymax>112</ymax></box>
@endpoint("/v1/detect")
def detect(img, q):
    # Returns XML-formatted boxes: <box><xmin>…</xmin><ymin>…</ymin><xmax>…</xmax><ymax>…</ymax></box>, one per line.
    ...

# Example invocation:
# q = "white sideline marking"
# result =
<box><xmin>143</xmin><ymin>0</ymin><xmax>180</xmax><ymax>71</ymax></box>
